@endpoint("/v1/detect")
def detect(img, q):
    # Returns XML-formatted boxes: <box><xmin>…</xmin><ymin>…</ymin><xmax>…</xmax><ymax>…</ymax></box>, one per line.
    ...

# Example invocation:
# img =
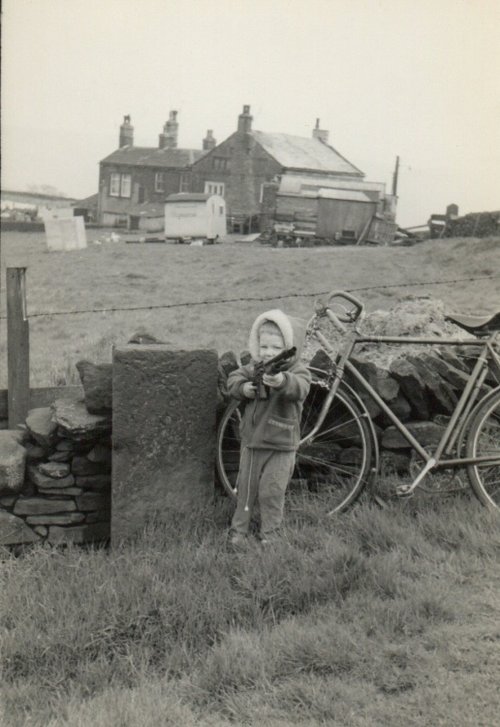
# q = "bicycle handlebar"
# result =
<box><xmin>325</xmin><ymin>291</ymin><xmax>365</xmax><ymax>323</ymax></box>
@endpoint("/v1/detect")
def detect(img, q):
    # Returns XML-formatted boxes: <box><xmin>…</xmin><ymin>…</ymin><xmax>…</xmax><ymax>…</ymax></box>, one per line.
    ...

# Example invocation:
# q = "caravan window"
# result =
<box><xmin>204</xmin><ymin>182</ymin><xmax>225</xmax><ymax>197</ymax></box>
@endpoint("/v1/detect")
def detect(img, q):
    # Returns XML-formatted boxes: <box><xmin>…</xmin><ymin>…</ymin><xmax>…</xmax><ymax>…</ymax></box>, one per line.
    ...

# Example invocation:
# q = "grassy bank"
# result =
<box><xmin>2</xmin><ymin>494</ymin><xmax>499</xmax><ymax>726</ymax></box>
<box><xmin>1</xmin><ymin>232</ymin><xmax>499</xmax><ymax>387</ymax></box>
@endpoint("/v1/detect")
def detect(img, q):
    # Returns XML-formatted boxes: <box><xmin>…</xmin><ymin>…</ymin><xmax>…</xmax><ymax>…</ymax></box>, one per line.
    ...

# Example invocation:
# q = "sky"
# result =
<box><xmin>2</xmin><ymin>0</ymin><xmax>499</xmax><ymax>227</ymax></box>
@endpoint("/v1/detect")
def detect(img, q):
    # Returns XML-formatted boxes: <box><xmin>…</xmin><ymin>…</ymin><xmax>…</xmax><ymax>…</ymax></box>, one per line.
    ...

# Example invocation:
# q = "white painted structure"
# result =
<box><xmin>164</xmin><ymin>193</ymin><xmax>226</xmax><ymax>241</ymax></box>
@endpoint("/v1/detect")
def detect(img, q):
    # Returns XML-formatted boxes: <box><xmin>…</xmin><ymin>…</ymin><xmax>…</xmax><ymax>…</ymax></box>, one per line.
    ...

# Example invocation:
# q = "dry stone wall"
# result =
<box><xmin>0</xmin><ymin>398</ymin><xmax>111</xmax><ymax>546</ymax></box>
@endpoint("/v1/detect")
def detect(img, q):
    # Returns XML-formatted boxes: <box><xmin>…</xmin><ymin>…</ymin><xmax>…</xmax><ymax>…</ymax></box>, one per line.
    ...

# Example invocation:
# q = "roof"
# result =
<box><xmin>250</xmin><ymin>131</ymin><xmax>364</xmax><ymax>176</ymax></box>
<box><xmin>317</xmin><ymin>188</ymin><xmax>373</xmax><ymax>202</ymax></box>
<box><xmin>72</xmin><ymin>192</ymin><xmax>99</xmax><ymax>208</ymax></box>
<box><xmin>100</xmin><ymin>146</ymin><xmax>207</xmax><ymax>169</ymax></box>
<box><xmin>166</xmin><ymin>193</ymin><xmax>211</xmax><ymax>203</ymax></box>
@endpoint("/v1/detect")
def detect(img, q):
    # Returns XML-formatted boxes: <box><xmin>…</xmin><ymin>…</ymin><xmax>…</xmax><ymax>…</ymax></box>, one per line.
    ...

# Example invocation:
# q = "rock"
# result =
<box><xmin>56</xmin><ymin>440</ymin><xmax>74</xmax><ymax>452</ymax></box>
<box><xmin>75</xmin><ymin>474</ymin><xmax>111</xmax><ymax>490</ymax></box>
<box><xmin>389</xmin><ymin>359</ymin><xmax>430</xmax><ymax>420</ymax></box>
<box><xmin>72</xmin><ymin>456</ymin><xmax>108</xmax><ymax>476</ymax></box>
<box><xmin>85</xmin><ymin>510</ymin><xmax>110</xmax><ymax>524</ymax></box>
<box><xmin>381</xmin><ymin>420</ymin><xmax>446</xmax><ymax>449</ymax></box>
<box><xmin>28</xmin><ymin>465</ymin><xmax>75</xmax><ymax>489</ymax></box>
<box><xmin>0</xmin><ymin>431</ymin><xmax>27</xmax><ymax>495</ymax></box>
<box><xmin>407</xmin><ymin>356</ymin><xmax>458</xmax><ymax>415</ymax></box>
<box><xmin>0</xmin><ymin>510</ymin><xmax>40</xmax><ymax>545</ymax></box>
<box><xmin>309</xmin><ymin>348</ymin><xmax>334</xmax><ymax>373</ymax></box>
<box><xmin>240</xmin><ymin>350</ymin><xmax>252</xmax><ymax>366</ymax></box>
<box><xmin>219</xmin><ymin>350</ymin><xmax>239</xmax><ymax>377</ymax></box>
<box><xmin>76</xmin><ymin>492</ymin><xmax>110</xmax><ymax>511</ymax></box>
<box><xmin>52</xmin><ymin>396</ymin><xmax>111</xmax><ymax>441</ymax></box>
<box><xmin>33</xmin><ymin>526</ymin><xmax>48</xmax><ymax>538</ymax></box>
<box><xmin>377</xmin><ymin>394</ymin><xmax>412</xmax><ymax>426</ymax></box>
<box><xmin>47</xmin><ymin>521</ymin><xmax>110</xmax><ymax>545</ymax></box>
<box><xmin>75</xmin><ymin>360</ymin><xmax>113</xmax><ymax>414</ymax></box>
<box><xmin>14</xmin><ymin>497</ymin><xmax>77</xmax><ymax>516</ymax></box>
<box><xmin>26</xmin><ymin>512</ymin><xmax>85</xmax><ymax>526</ymax></box>
<box><xmin>36</xmin><ymin>486</ymin><xmax>83</xmax><ymax>497</ymax></box>
<box><xmin>422</xmin><ymin>353</ymin><xmax>470</xmax><ymax>391</ymax></box>
<box><xmin>127</xmin><ymin>328</ymin><xmax>164</xmax><ymax>344</ymax></box>
<box><xmin>48</xmin><ymin>451</ymin><xmax>73</xmax><ymax>463</ymax></box>
<box><xmin>38</xmin><ymin>462</ymin><xmax>71</xmax><ymax>479</ymax></box>
<box><xmin>25</xmin><ymin>408</ymin><xmax>57</xmax><ymax>448</ymax></box>
<box><xmin>0</xmin><ymin>495</ymin><xmax>17</xmax><ymax>507</ymax></box>
<box><xmin>86</xmin><ymin>443</ymin><xmax>112</xmax><ymax>465</ymax></box>
<box><xmin>437</xmin><ymin>347</ymin><xmax>469</xmax><ymax>373</ymax></box>
<box><xmin>25</xmin><ymin>442</ymin><xmax>47</xmax><ymax>461</ymax></box>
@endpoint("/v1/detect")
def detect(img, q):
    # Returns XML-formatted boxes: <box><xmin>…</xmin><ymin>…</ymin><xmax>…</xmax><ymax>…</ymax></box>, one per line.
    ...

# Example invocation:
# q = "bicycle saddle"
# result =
<box><xmin>445</xmin><ymin>311</ymin><xmax>500</xmax><ymax>335</ymax></box>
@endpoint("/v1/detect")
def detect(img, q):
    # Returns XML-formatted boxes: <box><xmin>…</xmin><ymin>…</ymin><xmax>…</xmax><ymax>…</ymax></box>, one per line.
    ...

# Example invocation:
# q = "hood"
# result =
<box><xmin>248</xmin><ymin>309</ymin><xmax>307</xmax><ymax>364</ymax></box>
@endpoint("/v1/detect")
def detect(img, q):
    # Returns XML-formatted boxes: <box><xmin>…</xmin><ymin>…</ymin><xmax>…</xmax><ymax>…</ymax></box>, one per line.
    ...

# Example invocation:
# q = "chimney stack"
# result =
<box><xmin>237</xmin><ymin>104</ymin><xmax>253</xmax><ymax>133</ymax></box>
<box><xmin>202</xmin><ymin>129</ymin><xmax>216</xmax><ymax>151</ymax></box>
<box><xmin>119</xmin><ymin>115</ymin><xmax>134</xmax><ymax>147</ymax></box>
<box><xmin>312</xmin><ymin>118</ymin><xmax>329</xmax><ymax>144</ymax></box>
<box><xmin>159</xmin><ymin>110</ymin><xmax>179</xmax><ymax>149</ymax></box>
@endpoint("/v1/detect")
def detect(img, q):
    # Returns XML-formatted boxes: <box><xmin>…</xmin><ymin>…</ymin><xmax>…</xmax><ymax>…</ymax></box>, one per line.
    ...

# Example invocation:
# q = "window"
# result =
<box><xmin>179</xmin><ymin>173</ymin><xmax>190</xmax><ymax>193</ymax></box>
<box><xmin>110</xmin><ymin>172</ymin><xmax>131</xmax><ymax>198</ymax></box>
<box><xmin>213</xmin><ymin>157</ymin><xmax>229</xmax><ymax>172</ymax></box>
<box><xmin>110</xmin><ymin>173</ymin><xmax>121</xmax><ymax>197</ymax></box>
<box><xmin>120</xmin><ymin>174</ymin><xmax>131</xmax><ymax>198</ymax></box>
<box><xmin>204</xmin><ymin>181</ymin><xmax>225</xmax><ymax>196</ymax></box>
<box><xmin>155</xmin><ymin>172</ymin><xmax>165</xmax><ymax>193</ymax></box>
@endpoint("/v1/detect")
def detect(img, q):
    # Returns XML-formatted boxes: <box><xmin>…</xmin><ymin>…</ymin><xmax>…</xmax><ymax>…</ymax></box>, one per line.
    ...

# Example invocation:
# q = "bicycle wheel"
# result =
<box><xmin>216</xmin><ymin>373</ymin><xmax>375</xmax><ymax>512</ymax></box>
<box><xmin>295</xmin><ymin>377</ymin><xmax>374</xmax><ymax>514</ymax></box>
<box><xmin>466</xmin><ymin>387</ymin><xmax>500</xmax><ymax>510</ymax></box>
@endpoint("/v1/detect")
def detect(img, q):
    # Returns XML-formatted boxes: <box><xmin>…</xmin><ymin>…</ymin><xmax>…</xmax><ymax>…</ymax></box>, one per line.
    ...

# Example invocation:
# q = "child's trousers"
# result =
<box><xmin>231</xmin><ymin>447</ymin><xmax>296</xmax><ymax>536</ymax></box>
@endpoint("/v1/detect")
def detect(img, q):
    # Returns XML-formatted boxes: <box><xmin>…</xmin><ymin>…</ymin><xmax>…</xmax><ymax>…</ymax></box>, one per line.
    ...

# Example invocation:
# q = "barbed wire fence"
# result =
<box><xmin>1</xmin><ymin>273</ymin><xmax>498</xmax><ymax>320</ymax></box>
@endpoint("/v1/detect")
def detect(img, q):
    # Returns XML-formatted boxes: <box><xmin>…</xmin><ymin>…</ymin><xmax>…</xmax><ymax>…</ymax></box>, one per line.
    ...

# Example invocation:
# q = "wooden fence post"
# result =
<box><xmin>7</xmin><ymin>267</ymin><xmax>30</xmax><ymax>428</ymax></box>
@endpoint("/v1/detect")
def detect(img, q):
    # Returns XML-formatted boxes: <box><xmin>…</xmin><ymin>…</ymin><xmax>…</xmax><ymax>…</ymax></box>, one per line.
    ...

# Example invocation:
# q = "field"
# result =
<box><xmin>1</xmin><ymin>230</ymin><xmax>500</xmax><ymax>726</ymax></box>
<box><xmin>1</xmin><ymin>230</ymin><xmax>499</xmax><ymax>387</ymax></box>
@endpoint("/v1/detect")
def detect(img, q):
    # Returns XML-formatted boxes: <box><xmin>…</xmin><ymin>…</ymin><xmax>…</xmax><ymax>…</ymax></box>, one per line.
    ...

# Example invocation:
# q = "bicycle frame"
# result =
<box><xmin>307</xmin><ymin>308</ymin><xmax>500</xmax><ymax>496</ymax></box>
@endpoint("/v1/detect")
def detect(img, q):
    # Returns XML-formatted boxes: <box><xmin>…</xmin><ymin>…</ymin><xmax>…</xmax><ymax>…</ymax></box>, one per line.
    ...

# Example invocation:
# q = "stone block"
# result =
<box><xmin>112</xmin><ymin>346</ymin><xmax>218</xmax><ymax>543</ymax></box>
<box><xmin>52</xmin><ymin>396</ymin><xmax>111</xmax><ymax>442</ymax></box>
<box><xmin>38</xmin><ymin>461</ymin><xmax>71</xmax><ymax>479</ymax></box>
<box><xmin>37</xmin><ymin>486</ymin><xmax>83</xmax><ymax>497</ymax></box>
<box><xmin>381</xmin><ymin>421</ymin><xmax>446</xmax><ymax>449</ymax></box>
<box><xmin>0</xmin><ymin>431</ymin><xmax>27</xmax><ymax>495</ymax></box>
<box><xmin>389</xmin><ymin>359</ymin><xmax>430</xmax><ymax>420</ymax></box>
<box><xmin>25</xmin><ymin>408</ymin><xmax>57</xmax><ymax>448</ymax></box>
<box><xmin>75</xmin><ymin>360</ymin><xmax>113</xmax><ymax>414</ymax></box>
<box><xmin>25</xmin><ymin>442</ymin><xmax>48</xmax><ymax>461</ymax></box>
<box><xmin>14</xmin><ymin>497</ymin><xmax>77</xmax><ymax>516</ymax></box>
<box><xmin>85</xmin><ymin>510</ymin><xmax>111</xmax><ymax>524</ymax></box>
<box><xmin>0</xmin><ymin>511</ymin><xmax>40</xmax><ymax>545</ymax></box>
<box><xmin>28</xmin><ymin>465</ymin><xmax>75</xmax><ymax>489</ymax></box>
<box><xmin>26</xmin><ymin>512</ymin><xmax>85</xmax><ymax>526</ymax></box>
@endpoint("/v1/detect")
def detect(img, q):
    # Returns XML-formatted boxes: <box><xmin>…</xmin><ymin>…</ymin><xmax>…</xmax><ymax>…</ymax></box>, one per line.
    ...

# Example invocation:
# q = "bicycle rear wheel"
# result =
<box><xmin>295</xmin><ymin>377</ymin><xmax>374</xmax><ymax>513</ymax></box>
<box><xmin>216</xmin><ymin>373</ymin><xmax>375</xmax><ymax>513</ymax></box>
<box><xmin>466</xmin><ymin>387</ymin><xmax>500</xmax><ymax>510</ymax></box>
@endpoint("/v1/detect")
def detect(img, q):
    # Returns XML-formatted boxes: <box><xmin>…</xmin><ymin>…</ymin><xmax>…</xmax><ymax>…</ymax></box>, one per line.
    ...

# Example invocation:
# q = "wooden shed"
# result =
<box><xmin>316</xmin><ymin>189</ymin><xmax>377</xmax><ymax>242</ymax></box>
<box><xmin>164</xmin><ymin>193</ymin><xmax>226</xmax><ymax>242</ymax></box>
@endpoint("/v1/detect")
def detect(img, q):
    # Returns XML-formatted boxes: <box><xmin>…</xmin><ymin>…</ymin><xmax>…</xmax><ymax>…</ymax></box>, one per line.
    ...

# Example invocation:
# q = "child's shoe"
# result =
<box><xmin>229</xmin><ymin>532</ymin><xmax>247</xmax><ymax>549</ymax></box>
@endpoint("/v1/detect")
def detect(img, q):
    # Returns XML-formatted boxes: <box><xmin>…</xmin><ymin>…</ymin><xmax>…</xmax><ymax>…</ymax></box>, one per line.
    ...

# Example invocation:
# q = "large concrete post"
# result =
<box><xmin>111</xmin><ymin>346</ymin><xmax>218</xmax><ymax>543</ymax></box>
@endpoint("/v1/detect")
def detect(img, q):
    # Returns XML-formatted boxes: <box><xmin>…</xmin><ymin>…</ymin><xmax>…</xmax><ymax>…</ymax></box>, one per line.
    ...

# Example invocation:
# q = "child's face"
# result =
<box><xmin>259</xmin><ymin>330</ymin><xmax>285</xmax><ymax>362</ymax></box>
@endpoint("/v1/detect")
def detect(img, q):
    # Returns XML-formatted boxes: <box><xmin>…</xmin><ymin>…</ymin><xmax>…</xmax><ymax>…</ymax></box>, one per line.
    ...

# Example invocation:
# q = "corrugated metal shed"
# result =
<box><xmin>317</xmin><ymin>189</ymin><xmax>372</xmax><ymax>202</ymax></box>
<box><xmin>250</xmin><ymin>131</ymin><xmax>364</xmax><ymax>176</ymax></box>
<box><xmin>101</xmin><ymin>146</ymin><xmax>207</xmax><ymax>168</ymax></box>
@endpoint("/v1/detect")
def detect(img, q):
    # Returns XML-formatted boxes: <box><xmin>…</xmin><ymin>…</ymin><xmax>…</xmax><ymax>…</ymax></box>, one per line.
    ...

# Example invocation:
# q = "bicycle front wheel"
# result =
<box><xmin>295</xmin><ymin>378</ymin><xmax>374</xmax><ymax>514</ymax></box>
<box><xmin>466</xmin><ymin>387</ymin><xmax>500</xmax><ymax>510</ymax></box>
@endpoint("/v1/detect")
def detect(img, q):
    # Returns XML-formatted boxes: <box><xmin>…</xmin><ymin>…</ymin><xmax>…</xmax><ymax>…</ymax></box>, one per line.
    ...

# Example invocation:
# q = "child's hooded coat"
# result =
<box><xmin>227</xmin><ymin>309</ymin><xmax>311</xmax><ymax>451</ymax></box>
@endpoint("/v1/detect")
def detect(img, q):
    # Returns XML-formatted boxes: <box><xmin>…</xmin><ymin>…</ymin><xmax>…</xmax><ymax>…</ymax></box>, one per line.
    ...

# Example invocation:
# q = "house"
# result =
<box><xmin>190</xmin><ymin>106</ymin><xmax>394</xmax><ymax>235</ymax></box>
<box><xmin>97</xmin><ymin>112</ymin><xmax>214</xmax><ymax>231</ymax></box>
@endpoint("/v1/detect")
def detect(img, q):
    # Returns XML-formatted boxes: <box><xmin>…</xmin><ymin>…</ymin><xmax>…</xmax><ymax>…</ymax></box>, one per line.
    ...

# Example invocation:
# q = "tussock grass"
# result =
<box><xmin>2</xmin><ymin>496</ymin><xmax>499</xmax><ymax>726</ymax></box>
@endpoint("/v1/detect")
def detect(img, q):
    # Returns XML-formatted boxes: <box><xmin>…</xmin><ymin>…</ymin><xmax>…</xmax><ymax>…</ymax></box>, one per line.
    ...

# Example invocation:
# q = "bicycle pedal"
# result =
<box><xmin>396</xmin><ymin>484</ymin><xmax>414</xmax><ymax>499</ymax></box>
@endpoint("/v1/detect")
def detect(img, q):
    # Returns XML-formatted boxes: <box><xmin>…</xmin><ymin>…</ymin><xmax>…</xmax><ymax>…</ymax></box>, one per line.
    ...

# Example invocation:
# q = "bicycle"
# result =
<box><xmin>216</xmin><ymin>291</ymin><xmax>500</xmax><ymax>513</ymax></box>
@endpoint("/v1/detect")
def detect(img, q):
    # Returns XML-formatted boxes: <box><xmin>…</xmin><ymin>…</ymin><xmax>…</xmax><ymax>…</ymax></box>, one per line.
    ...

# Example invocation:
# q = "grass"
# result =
<box><xmin>1</xmin><ymin>230</ymin><xmax>499</xmax><ymax>724</ymax></box>
<box><xmin>1</xmin><ymin>231</ymin><xmax>499</xmax><ymax>387</ymax></box>
<box><xmin>1</xmin><ymin>495</ymin><xmax>500</xmax><ymax>727</ymax></box>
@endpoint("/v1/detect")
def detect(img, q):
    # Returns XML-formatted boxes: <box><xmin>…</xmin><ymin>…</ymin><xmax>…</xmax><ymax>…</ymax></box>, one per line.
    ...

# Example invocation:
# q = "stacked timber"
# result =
<box><xmin>444</xmin><ymin>211</ymin><xmax>500</xmax><ymax>238</ymax></box>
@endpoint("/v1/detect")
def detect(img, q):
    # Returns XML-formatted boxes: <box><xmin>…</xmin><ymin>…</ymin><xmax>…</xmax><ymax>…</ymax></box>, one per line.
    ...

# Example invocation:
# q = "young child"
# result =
<box><xmin>227</xmin><ymin>309</ymin><xmax>311</xmax><ymax>546</ymax></box>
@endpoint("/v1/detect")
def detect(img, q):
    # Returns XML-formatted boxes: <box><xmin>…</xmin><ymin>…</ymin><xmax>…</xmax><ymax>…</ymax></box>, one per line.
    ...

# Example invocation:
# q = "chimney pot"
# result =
<box><xmin>159</xmin><ymin>109</ymin><xmax>179</xmax><ymax>149</ymax></box>
<box><xmin>119</xmin><ymin>115</ymin><xmax>134</xmax><ymax>147</ymax></box>
<box><xmin>238</xmin><ymin>104</ymin><xmax>253</xmax><ymax>133</ymax></box>
<box><xmin>312</xmin><ymin>119</ymin><xmax>329</xmax><ymax>144</ymax></box>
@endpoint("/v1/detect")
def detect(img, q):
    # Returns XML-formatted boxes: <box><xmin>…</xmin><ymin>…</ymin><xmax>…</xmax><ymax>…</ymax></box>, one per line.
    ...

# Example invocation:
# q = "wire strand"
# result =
<box><xmin>1</xmin><ymin>274</ymin><xmax>499</xmax><ymax>320</ymax></box>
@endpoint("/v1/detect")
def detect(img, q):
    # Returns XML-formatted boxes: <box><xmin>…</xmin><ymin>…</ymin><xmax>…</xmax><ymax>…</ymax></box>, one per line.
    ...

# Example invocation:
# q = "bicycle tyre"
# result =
<box><xmin>216</xmin><ymin>373</ymin><xmax>374</xmax><ymax>514</ymax></box>
<box><xmin>465</xmin><ymin>387</ymin><xmax>500</xmax><ymax>510</ymax></box>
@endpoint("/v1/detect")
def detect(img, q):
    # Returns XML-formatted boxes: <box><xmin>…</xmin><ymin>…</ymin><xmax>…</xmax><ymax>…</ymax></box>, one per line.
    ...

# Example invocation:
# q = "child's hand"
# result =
<box><xmin>242</xmin><ymin>382</ymin><xmax>257</xmax><ymax>398</ymax></box>
<box><xmin>263</xmin><ymin>372</ymin><xmax>285</xmax><ymax>388</ymax></box>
